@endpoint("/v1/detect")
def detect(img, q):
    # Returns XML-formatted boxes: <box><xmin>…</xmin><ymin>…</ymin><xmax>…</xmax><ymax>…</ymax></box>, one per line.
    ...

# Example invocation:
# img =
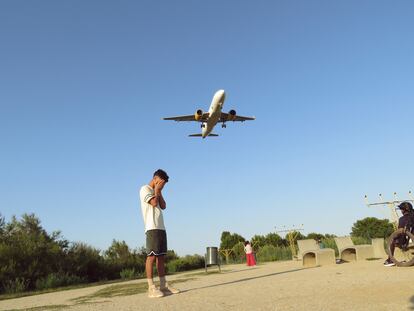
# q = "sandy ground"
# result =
<box><xmin>1</xmin><ymin>259</ymin><xmax>414</xmax><ymax>311</ymax></box>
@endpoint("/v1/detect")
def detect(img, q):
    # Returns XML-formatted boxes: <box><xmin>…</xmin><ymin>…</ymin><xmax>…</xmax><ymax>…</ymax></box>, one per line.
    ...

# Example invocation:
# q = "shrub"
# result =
<box><xmin>255</xmin><ymin>245</ymin><xmax>292</xmax><ymax>262</ymax></box>
<box><xmin>166</xmin><ymin>255</ymin><xmax>204</xmax><ymax>273</ymax></box>
<box><xmin>351</xmin><ymin>217</ymin><xmax>394</xmax><ymax>239</ymax></box>
<box><xmin>2</xmin><ymin>278</ymin><xmax>28</xmax><ymax>294</ymax></box>
<box><xmin>274</xmin><ymin>246</ymin><xmax>292</xmax><ymax>261</ymax></box>
<box><xmin>231</xmin><ymin>242</ymin><xmax>245</xmax><ymax>263</ymax></box>
<box><xmin>320</xmin><ymin>238</ymin><xmax>338</xmax><ymax>256</ymax></box>
<box><xmin>120</xmin><ymin>268</ymin><xmax>137</xmax><ymax>280</ymax></box>
<box><xmin>351</xmin><ymin>236</ymin><xmax>371</xmax><ymax>245</ymax></box>
<box><xmin>35</xmin><ymin>273</ymin><xmax>85</xmax><ymax>290</ymax></box>
<box><xmin>66</xmin><ymin>242</ymin><xmax>104</xmax><ymax>282</ymax></box>
<box><xmin>256</xmin><ymin>245</ymin><xmax>277</xmax><ymax>262</ymax></box>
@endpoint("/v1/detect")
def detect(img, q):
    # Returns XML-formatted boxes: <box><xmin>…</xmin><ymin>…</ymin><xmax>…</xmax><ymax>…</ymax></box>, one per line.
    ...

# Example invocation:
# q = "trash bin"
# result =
<box><xmin>205</xmin><ymin>246</ymin><xmax>221</xmax><ymax>272</ymax></box>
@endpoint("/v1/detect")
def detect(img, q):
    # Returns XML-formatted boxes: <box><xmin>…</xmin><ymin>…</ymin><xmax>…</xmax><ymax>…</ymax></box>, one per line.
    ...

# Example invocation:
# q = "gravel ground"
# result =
<box><xmin>1</xmin><ymin>259</ymin><xmax>414</xmax><ymax>311</ymax></box>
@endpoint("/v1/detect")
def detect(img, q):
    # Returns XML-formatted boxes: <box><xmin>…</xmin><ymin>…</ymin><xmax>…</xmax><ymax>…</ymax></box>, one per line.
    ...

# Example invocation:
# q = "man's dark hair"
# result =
<box><xmin>399</xmin><ymin>202</ymin><xmax>413</xmax><ymax>213</ymax></box>
<box><xmin>153</xmin><ymin>169</ymin><xmax>169</xmax><ymax>182</ymax></box>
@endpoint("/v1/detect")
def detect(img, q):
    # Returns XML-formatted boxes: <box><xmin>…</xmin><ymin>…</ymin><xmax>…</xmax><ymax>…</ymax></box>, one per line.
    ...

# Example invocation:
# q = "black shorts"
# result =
<box><xmin>146</xmin><ymin>229</ymin><xmax>167</xmax><ymax>256</ymax></box>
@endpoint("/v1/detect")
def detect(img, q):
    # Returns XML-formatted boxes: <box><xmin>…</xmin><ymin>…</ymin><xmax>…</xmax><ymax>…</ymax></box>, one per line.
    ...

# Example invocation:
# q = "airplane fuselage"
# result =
<box><xmin>202</xmin><ymin>89</ymin><xmax>226</xmax><ymax>138</ymax></box>
<box><xmin>163</xmin><ymin>89</ymin><xmax>254</xmax><ymax>137</ymax></box>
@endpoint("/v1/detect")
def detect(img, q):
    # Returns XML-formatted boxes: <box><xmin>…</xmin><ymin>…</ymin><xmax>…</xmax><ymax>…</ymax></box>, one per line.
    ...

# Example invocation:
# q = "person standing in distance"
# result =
<box><xmin>139</xmin><ymin>169</ymin><xmax>180</xmax><ymax>298</ymax></box>
<box><xmin>244</xmin><ymin>241</ymin><xmax>256</xmax><ymax>267</ymax></box>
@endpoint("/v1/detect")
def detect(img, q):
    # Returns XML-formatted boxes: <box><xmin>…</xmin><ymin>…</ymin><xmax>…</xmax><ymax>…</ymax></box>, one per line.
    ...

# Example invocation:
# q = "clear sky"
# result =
<box><xmin>1</xmin><ymin>1</ymin><xmax>414</xmax><ymax>256</ymax></box>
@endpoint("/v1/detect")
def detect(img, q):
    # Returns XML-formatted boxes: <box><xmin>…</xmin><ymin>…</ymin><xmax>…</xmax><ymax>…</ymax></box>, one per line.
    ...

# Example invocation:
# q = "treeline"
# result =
<box><xmin>219</xmin><ymin>231</ymin><xmax>330</xmax><ymax>263</ymax></box>
<box><xmin>0</xmin><ymin>213</ymin><xmax>204</xmax><ymax>295</ymax></box>
<box><xmin>0</xmin><ymin>212</ymin><xmax>394</xmax><ymax>295</ymax></box>
<box><xmin>219</xmin><ymin>217</ymin><xmax>394</xmax><ymax>262</ymax></box>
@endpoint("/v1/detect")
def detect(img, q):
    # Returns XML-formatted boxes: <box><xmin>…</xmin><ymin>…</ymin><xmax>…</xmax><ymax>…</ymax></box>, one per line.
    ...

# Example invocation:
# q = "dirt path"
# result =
<box><xmin>1</xmin><ymin>259</ymin><xmax>414</xmax><ymax>311</ymax></box>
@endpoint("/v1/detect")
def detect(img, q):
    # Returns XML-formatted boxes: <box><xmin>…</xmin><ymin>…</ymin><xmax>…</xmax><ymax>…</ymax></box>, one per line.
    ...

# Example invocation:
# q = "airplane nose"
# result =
<box><xmin>217</xmin><ymin>90</ymin><xmax>226</xmax><ymax>103</ymax></box>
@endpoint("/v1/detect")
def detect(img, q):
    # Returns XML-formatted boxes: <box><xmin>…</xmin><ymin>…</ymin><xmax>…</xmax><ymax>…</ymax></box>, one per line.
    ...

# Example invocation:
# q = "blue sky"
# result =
<box><xmin>1</xmin><ymin>1</ymin><xmax>414</xmax><ymax>256</ymax></box>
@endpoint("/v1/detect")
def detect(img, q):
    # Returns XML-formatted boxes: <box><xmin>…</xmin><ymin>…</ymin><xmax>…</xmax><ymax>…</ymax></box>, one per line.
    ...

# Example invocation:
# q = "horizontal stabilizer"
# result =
<box><xmin>188</xmin><ymin>133</ymin><xmax>219</xmax><ymax>137</ymax></box>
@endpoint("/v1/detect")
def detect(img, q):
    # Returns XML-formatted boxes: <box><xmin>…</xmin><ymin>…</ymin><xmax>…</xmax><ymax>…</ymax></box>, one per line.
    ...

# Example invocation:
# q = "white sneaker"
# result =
<box><xmin>148</xmin><ymin>285</ymin><xmax>164</xmax><ymax>298</ymax></box>
<box><xmin>383</xmin><ymin>259</ymin><xmax>396</xmax><ymax>267</ymax></box>
<box><xmin>160</xmin><ymin>283</ymin><xmax>180</xmax><ymax>294</ymax></box>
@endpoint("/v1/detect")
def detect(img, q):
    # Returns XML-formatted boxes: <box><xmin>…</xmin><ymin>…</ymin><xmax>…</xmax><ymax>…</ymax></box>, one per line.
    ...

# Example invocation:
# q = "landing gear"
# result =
<box><xmin>201</xmin><ymin>123</ymin><xmax>206</xmax><ymax>128</ymax></box>
<box><xmin>221</xmin><ymin>123</ymin><xmax>227</xmax><ymax>128</ymax></box>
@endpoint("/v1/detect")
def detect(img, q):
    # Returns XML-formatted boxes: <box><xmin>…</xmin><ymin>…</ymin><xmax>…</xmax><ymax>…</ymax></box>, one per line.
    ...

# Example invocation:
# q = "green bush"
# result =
<box><xmin>120</xmin><ymin>268</ymin><xmax>137</xmax><ymax>280</ymax></box>
<box><xmin>256</xmin><ymin>245</ymin><xmax>292</xmax><ymax>262</ymax></box>
<box><xmin>166</xmin><ymin>255</ymin><xmax>204</xmax><ymax>273</ymax></box>
<box><xmin>35</xmin><ymin>273</ymin><xmax>85</xmax><ymax>290</ymax></box>
<box><xmin>256</xmin><ymin>245</ymin><xmax>277</xmax><ymax>262</ymax></box>
<box><xmin>320</xmin><ymin>238</ymin><xmax>339</xmax><ymax>256</ymax></box>
<box><xmin>0</xmin><ymin>214</ymin><xmax>68</xmax><ymax>292</ymax></box>
<box><xmin>351</xmin><ymin>236</ymin><xmax>371</xmax><ymax>245</ymax></box>
<box><xmin>2</xmin><ymin>278</ymin><xmax>28</xmax><ymax>294</ymax></box>
<box><xmin>274</xmin><ymin>246</ymin><xmax>292</xmax><ymax>261</ymax></box>
<box><xmin>66</xmin><ymin>242</ymin><xmax>105</xmax><ymax>283</ymax></box>
<box><xmin>351</xmin><ymin>217</ymin><xmax>394</xmax><ymax>239</ymax></box>
<box><xmin>231</xmin><ymin>242</ymin><xmax>245</xmax><ymax>263</ymax></box>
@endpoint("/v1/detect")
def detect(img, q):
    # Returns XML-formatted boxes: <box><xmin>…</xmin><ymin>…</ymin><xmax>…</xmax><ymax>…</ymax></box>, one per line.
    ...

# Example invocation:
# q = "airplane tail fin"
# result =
<box><xmin>188</xmin><ymin>133</ymin><xmax>219</xmax><ymax>137</ymax></box>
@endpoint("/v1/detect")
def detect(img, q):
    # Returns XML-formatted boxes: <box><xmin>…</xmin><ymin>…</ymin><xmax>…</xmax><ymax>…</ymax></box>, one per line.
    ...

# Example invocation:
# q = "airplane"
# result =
<box><xmin>163</xmin><ymin>90</ymin><xmax>255</xmax><ymax>138</ymax></box>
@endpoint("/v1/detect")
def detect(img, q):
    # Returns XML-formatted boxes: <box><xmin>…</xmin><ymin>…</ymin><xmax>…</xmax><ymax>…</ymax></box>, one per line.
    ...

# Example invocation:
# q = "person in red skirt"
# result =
<box><xmin>244</xmin><ymin>241</ymin><xmax>256</xmax><ymax>266</ymax></box>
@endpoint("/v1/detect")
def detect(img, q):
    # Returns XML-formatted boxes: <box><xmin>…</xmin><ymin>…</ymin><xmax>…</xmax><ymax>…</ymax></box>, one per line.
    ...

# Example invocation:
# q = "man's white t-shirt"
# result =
<box><xmin>139</xmin><ymin>185</ymin><xmax>166</xmax><ymax>232</ymax></box>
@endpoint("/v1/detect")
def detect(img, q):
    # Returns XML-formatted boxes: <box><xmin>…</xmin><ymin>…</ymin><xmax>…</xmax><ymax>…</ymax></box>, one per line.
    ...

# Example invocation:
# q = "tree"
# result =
<box><xmin>165</xmin><ymin>250</ymin><xmax>179</xmax><ymax>262</ymax></box>
<box><xmin>231</xmin><ymin>242</ymin><xmax>245</xmax><ymax>261</ymax></box>
<box><xmin>0</xmin><ymin>213</ymin><xmax>5</xmax><ymax>242</ymax></box>
<box><xmin>351</xmin><ymin>217</ymin><xmax>394</xmax><ymax>239</ymax></box>
<box><xmin>285</xmin><ymin>231</ymin><xmax>305</xmax><ymax>243</ymax></box>
<box><xmin>251</xmin><ymin>235</ymin><xmax>266</xmax><ymax>249</ymax></box>
<box><xmin>265</xmin><ymin>233</ymin><xmax>284</xmax><ymax>247</ymax></box>
<box><xmin>220</xmin><ymin>231</ymin><xmax>245</xmax><ymax>250</ymax></box>
<box><xmin>0</xmin><ymin>214</ymin><xmax>68</xmax><ymax>292</ymax></box>
<box><xmin>306</xmin><ymin>232</ymin><xmax>325</xmax><ymax>240</ymax></box>
<box><xmin>67</xmin><ymin>242</ymin><xmax>103</xmax><ymax>282</ymax></box>
<box><xmin>105</xmin><ymin>240</ymin><xmax>133</xmax><ymax>264</ymax></box>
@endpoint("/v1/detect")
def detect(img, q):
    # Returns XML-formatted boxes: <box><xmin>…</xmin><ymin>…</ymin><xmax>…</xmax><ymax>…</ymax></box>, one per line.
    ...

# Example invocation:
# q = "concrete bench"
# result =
<box><xmin>334</xmin><ymin>236</ymin><xmax>374</xmax><ymax>261</ymax></box>
<box><xmin>297</xmin><ymin>239</ymin><xmax>336</xmax><ymax>267</ymax></box>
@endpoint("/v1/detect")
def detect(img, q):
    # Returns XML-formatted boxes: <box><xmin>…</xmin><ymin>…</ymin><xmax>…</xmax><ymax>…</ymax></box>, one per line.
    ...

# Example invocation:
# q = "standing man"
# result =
<box><xmin>139</xmin><ymin>169</ymin><xmax>180</xmax><ymax>298</ymax></box>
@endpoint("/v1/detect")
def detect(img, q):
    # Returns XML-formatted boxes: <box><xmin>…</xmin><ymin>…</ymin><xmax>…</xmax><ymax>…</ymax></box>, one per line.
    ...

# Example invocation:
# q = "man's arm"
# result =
<box><xmin>148</xmin><ymin>190</ymin><xmax>163</xmax><ymax>208</ymax></box>
<box><xmin>158</xmin><ymin>191</ymin><xmax>166</xmax><ymax>210</ymax></box>
<box><xmin>148</xmin><ymin>180</ymin><xmax>166</xmax><ymax>209</ymax></box>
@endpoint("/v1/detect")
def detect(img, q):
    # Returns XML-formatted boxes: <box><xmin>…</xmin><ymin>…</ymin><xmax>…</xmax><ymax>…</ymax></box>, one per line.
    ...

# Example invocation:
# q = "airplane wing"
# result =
<box><xmin>189</xmin><ymin>133</ymin><xmax>219</xmax><ymax>137</ymax></box>
<box><xmin>219</xmin><ymin>112</ymin><xmax>255</xmax><ymax>122</ymax></box>
<box><xmin>163</xmin><ymin>112</ymin><xmax>210</xmax><ymax>122</ymax></box>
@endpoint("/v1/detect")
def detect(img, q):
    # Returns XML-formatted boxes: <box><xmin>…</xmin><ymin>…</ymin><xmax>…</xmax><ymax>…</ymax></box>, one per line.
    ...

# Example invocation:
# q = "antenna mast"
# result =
<box><xmin>364</xmin><ymin>191</ymin><xmax>414</xmax><ymax>230</ymax></box>
<box><xmin>276</xmin><ymin>224</ymin><xmax>304</xmax><ymax>260</ymax></box>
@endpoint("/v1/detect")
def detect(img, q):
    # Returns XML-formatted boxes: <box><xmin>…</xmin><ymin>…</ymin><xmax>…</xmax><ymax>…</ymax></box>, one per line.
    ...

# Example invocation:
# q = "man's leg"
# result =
<box><xmin>156</xmin><ymin>255</ymin><xmax>167</xmax><ymax>289</ymax></box>
<box><xmin>146</xmin><ymin>255</ymin><xmax>163</xmax><ymax>298</ymax></box>
<box><xmin>157</xmin><ymin>255</ymin><xmax>180</xmax><ymax>294</ymax></box>
<box><xmin>384</xmin><ymin>240</ymin><xmax>396</xmax><ymax>266</ymax></box>
<box><xmin>145</xmin><ymin>255</ymin><xmax>164</xmax><ymax>298</ymax></box>
<box><xmin>390</xmin><ymin>240</ymin><xmax>396</xmax><ymax>257</ymax></box>
<box><xmin>156</xmin><ymin>255</ymin><xmax>166</xmax><ymax>278</ymax></box>
<box><xmin>146</xmin><ymin>255</ymin><xmax>156</xmax><ymax>282</ymax></box>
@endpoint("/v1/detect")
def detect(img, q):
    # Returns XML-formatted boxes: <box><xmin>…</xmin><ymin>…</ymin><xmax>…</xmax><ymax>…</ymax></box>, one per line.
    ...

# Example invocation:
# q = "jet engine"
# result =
<box><xmin>194</xmin><ymin>109</ymin><xmax>203</xmax><ymax>121</ymax></box>
<box><xmin>227</xmin><ymin>109</ymin><xmax>236</xmax><ymax>121</ymax></box>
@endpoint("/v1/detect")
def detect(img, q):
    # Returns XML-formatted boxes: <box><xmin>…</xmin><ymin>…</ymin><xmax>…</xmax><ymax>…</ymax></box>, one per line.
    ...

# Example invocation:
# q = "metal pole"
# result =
<box><xmin>364</xmin><ymin>192</ymin><xmax>414</xmax><ymax>230</ymax></box>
